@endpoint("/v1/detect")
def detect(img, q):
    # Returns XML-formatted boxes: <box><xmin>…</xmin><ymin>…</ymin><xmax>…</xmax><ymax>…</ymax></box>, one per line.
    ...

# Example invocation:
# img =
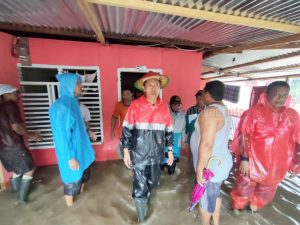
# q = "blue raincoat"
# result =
<box><xmin>49</xmin><ymin>73</ymin><xmax>95</xmax><ymax>183</ymax></box>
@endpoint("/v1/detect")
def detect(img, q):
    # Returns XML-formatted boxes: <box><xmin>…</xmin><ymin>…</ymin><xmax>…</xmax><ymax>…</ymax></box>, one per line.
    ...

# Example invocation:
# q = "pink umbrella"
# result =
<box><xmin>189</xmin><ymin>157</ymin><xmax>222</xmax><ymax>212</ymax></box>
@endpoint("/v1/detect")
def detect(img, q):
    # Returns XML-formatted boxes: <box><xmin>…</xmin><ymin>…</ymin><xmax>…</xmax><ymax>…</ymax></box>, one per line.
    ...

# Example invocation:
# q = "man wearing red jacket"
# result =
<box><xmin>231</xmin><ymin>81</ymin><xmax>300</xmax><ymax>213</ymax></box>
<box><xmin>122</xmin><ymin>71</ymin><xmax>174</xmax><ymax>223</ymax></box>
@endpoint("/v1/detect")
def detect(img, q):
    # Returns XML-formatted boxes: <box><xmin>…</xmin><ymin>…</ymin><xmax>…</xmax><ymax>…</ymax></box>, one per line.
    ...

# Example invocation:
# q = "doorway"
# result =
<box><xmin>117</xmin><ymin>68</ymin><xmax>163</xmax><ymax>101</ymax></box>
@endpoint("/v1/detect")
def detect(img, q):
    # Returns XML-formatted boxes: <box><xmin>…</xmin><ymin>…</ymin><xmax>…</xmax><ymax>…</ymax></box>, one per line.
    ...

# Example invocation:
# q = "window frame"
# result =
<box><xmin>17</xmin><ymin>63</ymin><xmax>104</xmax><ymax>149</ymax></box>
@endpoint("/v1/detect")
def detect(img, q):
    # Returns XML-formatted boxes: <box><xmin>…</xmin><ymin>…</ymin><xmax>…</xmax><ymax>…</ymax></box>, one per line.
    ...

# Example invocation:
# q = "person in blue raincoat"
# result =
<box><xmin>49</xmin><ymin>73</ymin><xmax>95</xmax><ymax>207</ymax></box>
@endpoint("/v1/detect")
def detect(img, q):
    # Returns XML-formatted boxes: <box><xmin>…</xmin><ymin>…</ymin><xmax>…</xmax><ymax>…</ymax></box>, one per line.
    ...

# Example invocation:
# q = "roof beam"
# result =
<box><xmin>217</xmin><ymin>74</ymin><xmax>300</xmax><ymax>83</ymax></box>
<box><xmin>203</xmin><ymin>64</ymin><xmax>300</xmax><ymax>80</ymax></box>
<box><xmin>205</xmin><ymin>33</ymin><xmax>300</xmax><ymax>57</ymax></box>
<box><xmin>254</xmin><ymin>42</ymin><xmax>300</xmax><ymax>50</ymax></box>
<box><xmin>88</xmin><ymin>0</ymin><xmax>300</xmax><ymax>33</ymax></box>
<box><xmin>0</xmin><ymin>22</ymin><xmax>95</xmax><ymax>39</ymax></box>
<box><xmin>241</xmin><ymin>64</ymin><xmax>300</xmax><ymax>75</ymax></box>
<box><xmin>224</xmin><ymin>51</ymin><xmax>300</xmax><ymax>71</ymax></box>
<box><xmin>104</xmin><ymin>32</ymin><xmax>213</xmax><ymax>49</ymax></box>
<box><xmin>203</xmin><ymin>51</ymin><xmax>300</xmax><ymax>75</ymax></box>
<box><xmin>77</xmin><ymin>0</ymin><xmax>105</xmax><ymax>44</ymax></box>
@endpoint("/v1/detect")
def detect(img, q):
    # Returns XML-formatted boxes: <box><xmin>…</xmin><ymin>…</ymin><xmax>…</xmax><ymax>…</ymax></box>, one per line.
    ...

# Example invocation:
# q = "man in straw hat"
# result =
<box><xmin>122</xmin><ymin>71</ymin><xmax>174</xmax><ymax>223</ymax></box>
<box><xmin>0</xmin><ymin>84</ymin><xmax>42</xmax><ymax>204</ymax></box>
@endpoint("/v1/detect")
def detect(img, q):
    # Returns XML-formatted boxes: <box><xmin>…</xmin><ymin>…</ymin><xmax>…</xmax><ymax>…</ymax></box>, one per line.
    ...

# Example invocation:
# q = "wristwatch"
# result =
<box><xmin>240</xmin><ymin>155</ymin><xmax>249</xmax><ymax>161</ymax></box>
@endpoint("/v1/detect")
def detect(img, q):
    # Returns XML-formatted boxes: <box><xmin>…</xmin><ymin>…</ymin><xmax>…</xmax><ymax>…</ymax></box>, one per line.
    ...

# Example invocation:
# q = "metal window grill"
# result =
<box><xmin>18</xmin><ymin>66</ymin><xmax>103</xmax><ymax>149</ymax></box>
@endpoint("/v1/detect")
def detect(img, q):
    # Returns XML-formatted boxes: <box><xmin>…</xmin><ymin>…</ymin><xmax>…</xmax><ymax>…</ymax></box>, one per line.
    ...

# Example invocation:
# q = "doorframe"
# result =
<box><xmin>117</xmin><ymin>67</ymin><xmax>163</xmax><ymax>101</ymax></box>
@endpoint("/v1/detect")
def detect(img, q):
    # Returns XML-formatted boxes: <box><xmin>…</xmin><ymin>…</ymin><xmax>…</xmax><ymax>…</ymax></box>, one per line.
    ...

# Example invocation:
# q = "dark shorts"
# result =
<box><xmin>0</xmin><ymin>148</ymin><xmax>35</xmax><ymax>174</ymax></box>
<box><xmin>63</xmin><ymin>167</ymin><xmax>91</xmax><ymax>196</ymax></box>
<box><xmin>200</xmin><ymin>182</ymin><xmax>222</xmax><ymax>213</ymax></box>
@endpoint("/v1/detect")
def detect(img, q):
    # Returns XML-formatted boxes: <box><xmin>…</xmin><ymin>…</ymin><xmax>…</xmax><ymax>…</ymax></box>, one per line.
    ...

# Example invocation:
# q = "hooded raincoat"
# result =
<box><xmin>234</xmin><ymin>94</ymin><xmax>300</xmax><ymax>184</ymax></box>
<box><xmin>231</xmin><ymin>94</ymin><xmax>300</xmax><ymax>209</ymax></box>
<box><xmin>49</xmin><ymin>74</ymin><xmax>95</xmax><ymax>183</ymax></box>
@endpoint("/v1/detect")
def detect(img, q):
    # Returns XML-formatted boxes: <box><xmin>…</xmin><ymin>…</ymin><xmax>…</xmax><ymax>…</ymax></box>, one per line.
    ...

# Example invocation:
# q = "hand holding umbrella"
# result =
<box><xmin>188</xmin><ymin>157</ymin><xmax>222</xmax><ymax>212</ymax></box>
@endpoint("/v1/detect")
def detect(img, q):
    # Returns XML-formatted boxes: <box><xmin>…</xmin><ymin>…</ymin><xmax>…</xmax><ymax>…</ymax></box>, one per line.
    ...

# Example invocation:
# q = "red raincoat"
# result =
<box><xmin>232</xmin><ymin>94</ymin><xmax>300</xmax><ymax>185</ymax></box>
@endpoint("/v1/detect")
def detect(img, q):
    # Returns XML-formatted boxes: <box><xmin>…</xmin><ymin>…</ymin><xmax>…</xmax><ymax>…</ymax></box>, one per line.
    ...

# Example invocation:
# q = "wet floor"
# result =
<box><xmin>0</xmin><ymin>156</ymin><xmax>299</xmax><ymax>225</ymax></box>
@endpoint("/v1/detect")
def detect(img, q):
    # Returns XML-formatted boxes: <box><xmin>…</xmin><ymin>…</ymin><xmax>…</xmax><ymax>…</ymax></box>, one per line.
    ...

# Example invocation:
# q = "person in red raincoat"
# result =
<box><xmin>231</xmin><ymin>81</ymin><xmax>300</xmax><ymax>213</ymax></box>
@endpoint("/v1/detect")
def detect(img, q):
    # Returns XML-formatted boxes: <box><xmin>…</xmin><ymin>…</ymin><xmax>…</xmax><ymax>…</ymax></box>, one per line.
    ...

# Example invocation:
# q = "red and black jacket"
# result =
<box><xmin>122</xmin><ymin>96</ymin><xmax>173</xmax><ymax>166</ymax></box>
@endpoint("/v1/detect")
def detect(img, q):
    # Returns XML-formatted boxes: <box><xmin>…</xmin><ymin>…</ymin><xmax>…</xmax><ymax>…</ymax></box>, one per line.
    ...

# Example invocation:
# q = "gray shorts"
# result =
<box><xmin>200</xmin><ymin>182</ymin><xmax>222</xmax><ymax>213</ymax></box>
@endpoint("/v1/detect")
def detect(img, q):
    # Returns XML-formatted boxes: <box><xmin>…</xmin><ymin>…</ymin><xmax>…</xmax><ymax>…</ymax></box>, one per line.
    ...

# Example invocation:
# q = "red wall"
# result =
<box><xmin>0</xmin><ymin>32</ymin><xmax>203</xmax><ymax>173</ymax></box>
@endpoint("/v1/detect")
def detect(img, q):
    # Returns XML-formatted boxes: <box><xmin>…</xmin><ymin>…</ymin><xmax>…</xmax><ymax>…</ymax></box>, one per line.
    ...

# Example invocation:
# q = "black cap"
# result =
<box><xmin>169</xmin><ymin>95</ymin><xmax>182</xmax><ymax>104</ymax></box>
<box><xmin>195</xmin><ymin>90</ymin><xmax>203</xmax><ymax>97</ymax></box>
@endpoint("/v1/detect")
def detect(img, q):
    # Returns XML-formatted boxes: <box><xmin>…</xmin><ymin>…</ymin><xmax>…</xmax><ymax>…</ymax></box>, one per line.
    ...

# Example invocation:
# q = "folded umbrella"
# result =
<box><xmin>188</xmin><ymin>157</ymin><xmax>222</xmax><ymax>212</ymax></box>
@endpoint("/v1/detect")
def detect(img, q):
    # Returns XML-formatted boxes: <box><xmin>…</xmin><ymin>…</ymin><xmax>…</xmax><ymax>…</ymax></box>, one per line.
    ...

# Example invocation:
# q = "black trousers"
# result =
<box><xmin>132</xmin><ymin>163</ymin><xmax>161</xmax><ymax>199</ymax></box>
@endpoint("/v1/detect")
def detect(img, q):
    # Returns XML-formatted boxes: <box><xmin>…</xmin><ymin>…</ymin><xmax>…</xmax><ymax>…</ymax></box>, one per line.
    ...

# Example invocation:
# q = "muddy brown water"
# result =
<box><xmin>0</xmin><ymin>156</ymin><xmax>299</xmax><ymax>225</ymax></box>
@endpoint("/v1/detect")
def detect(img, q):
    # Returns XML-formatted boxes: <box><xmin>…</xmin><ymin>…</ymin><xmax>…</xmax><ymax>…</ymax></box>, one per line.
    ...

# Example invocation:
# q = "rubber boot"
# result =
<box><xmin>17</xmin><ymin>178</ymin><xmax>32</xmax><ymax>203</ymax></box>
<box><xmin>147</xmin><ymin>190</ymin><xmax>156</xmax><ymax>206</ymax></box>
<box><xmin>10</xmin><ymin>176</ymin><xmax>22</xmax><ymax>193</ymax></box>
<box><xmin>135</xmin><ymin>198</ymin><xmax>148</xmax><ymax>223</ymax></box>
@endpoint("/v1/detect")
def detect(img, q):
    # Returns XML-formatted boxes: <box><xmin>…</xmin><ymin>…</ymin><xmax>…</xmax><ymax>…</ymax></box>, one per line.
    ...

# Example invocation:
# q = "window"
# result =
<box><xmin>18</xmin><ymin>64</ymin><xmax>103</xmax><ymax>149</ymax></box>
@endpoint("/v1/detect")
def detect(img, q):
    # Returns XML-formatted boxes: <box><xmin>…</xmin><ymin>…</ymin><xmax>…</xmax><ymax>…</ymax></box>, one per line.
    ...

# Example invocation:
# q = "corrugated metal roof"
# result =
<box><xmin>93</xmin><ymin>5</ymin><xmax>291</xmax><ymax>46</ymax></box>
<box><xmin>0</xmin><ymin>0</ymin><xmax>92</xmax><ymax>31</ymax></box>
<box><xmin>0</xmin><ymin>0</ymin><xmax>296</xmax><ymax>46</ymax></box>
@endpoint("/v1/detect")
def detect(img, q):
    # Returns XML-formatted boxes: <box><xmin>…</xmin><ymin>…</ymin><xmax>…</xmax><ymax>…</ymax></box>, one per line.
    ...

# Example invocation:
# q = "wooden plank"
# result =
<box><xmin>88</xmin><ymin>0</ymin><xmax>300</xmax><ymax>33</ymax></box>
<box><xmin>218</xmin><ymin>74</ymin><xmax>300</xmax><ymax>83</ymax></box>
<box><xmin>205</xmin><ymin>33</ymin><xmax>300</xmax><ymax>57</ymax></box>
<box><xmin>0</xmin><ymin>22</ymin><xmax>95</xmax><ymax>39</ymax></box>
<box><xmin>223</xmin><ymin>51</ymin><xmax>300</xmax><ymax>71</ymax></box>
<box><xmin>77</xmin><ymin>0</ymin><xmax>105</xmax><ymax>44</ymax></box>
<box><xmin>104</xmin><ymin>32</ymin><xmax>213</xmax><ymax>48</ymax></box>
<box><xmin>203</xmin><ymin>51</ymin><xmax>300</xmax><ymax>75</ymax></box>
<box><xmin>242</xmin><ymin>64</ymin><xmax>300</xmax><ymax>75</ymax></box>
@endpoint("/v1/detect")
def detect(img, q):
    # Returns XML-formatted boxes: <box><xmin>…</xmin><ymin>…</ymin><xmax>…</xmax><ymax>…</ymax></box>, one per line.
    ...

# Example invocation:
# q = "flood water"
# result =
<box><xmin>0</xmin><ymin>156</ymin><xmax>299</xmax><ymax>225</ymax></box>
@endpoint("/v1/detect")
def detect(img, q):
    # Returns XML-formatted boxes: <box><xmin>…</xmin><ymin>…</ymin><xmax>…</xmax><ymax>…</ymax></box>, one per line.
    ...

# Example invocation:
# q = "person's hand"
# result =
<box><xmin>167</xmin><ymin>151</ymin><xmax>174</xmax><ymax>166</ymax></box>
<box><xmin>239</xmin><ymin>161</ymin><xmax>249</xmax><ymax>176</ymax></box>
<box><xmin>123</xmin><ymin>148</ymin><xmax>132</xmax><ymax>169</ymax></box>
<box><xmin>88</xmin><ymin>130</ymin><xmax>97</xmax><ymax>141</ymax></box>
<box><xmin>289</xmin><ymin>172</ymin><xmax>297</xmax><ymax>179</ymax></box>
<box><xmin>30</xmin><ymin>133</ymin><xmax>43</xmax><ymax>142</ymax></box>
<box><xmin>196</xmin><ymin>169</ymin><xmax>205</xmax><ymax>186</ymax></box>
<box><xmin>69</xmin><ymin>159</ymin><xmax>79</xmax><ymax>170</ymax></box>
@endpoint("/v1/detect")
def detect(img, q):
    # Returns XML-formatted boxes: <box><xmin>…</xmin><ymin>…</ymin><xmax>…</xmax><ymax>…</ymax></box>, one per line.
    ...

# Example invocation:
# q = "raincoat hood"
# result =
<box><xmin>56</xmin><ymin>73</ymin><xmax>81</xmax><ymax>98</ymax></box>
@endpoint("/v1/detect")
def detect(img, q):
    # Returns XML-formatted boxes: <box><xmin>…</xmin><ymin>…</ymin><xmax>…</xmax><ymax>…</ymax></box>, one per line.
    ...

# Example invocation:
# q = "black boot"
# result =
<box><xmin>17</xmin><ymin>178</ymin><xmax>32</xmax><ymax>203</ymax></box>
<box><xmin>135</xmin><ymin>198</ymin><xmax>148</xmax><ymax>223</ymax></box>
<box><xmin>10</xmin><ymin>176</ymin><xmax>22</xmax><ymax>193</ymax></box>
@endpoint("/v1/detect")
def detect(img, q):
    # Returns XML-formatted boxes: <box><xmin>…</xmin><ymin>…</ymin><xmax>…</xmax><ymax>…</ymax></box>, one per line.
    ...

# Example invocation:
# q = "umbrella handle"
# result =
<box><xmin>206</xmin><ymin>157</ymin><xmax>222</xmax><ymax>169</ymax></box>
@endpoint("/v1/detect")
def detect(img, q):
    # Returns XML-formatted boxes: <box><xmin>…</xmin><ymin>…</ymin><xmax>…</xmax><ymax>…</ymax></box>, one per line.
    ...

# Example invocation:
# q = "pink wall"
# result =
<box><xmin>0</xmin><ymin>32</ymin><xmax>203</xmax><ymax>181</ymax></box>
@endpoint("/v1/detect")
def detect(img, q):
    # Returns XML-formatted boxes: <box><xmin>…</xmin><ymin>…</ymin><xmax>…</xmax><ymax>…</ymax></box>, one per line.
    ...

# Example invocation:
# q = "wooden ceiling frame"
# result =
<box><xmin>77</xmin><ymin>0</ymin><xmax>105</xmax><ymax>44</ymax></box>
<box><xmin>205</xmin><ymin>33</ymin><xmax>300</xmax><ymax>57</ymax></box>
<box><xmin>202</xmin><ymin>64</ymin><xmax>300</xmax><ymax>80</ymax></box>
<box><xmin>88</xmin><ymin>0</ymin><xmax>300</xmax><ymax>33</ymax></box>
<box><xmin>203</xmin><ymin>51</ymin><xmax>300</xmax><ymax>75</ymax></box>
<box><xmin>215</xmin><ymin>74</ymin><xmax>300</xmax><ymax>83</ymax></box>
<box><xmin>0</xmin><ymin>22</ymin><xmax>95</xmax><ymax>39</ymax></box>
<box><xmin>103</xmin><ymin>32</ymin><xmax>213</xmax><ymax>49</ymax></box>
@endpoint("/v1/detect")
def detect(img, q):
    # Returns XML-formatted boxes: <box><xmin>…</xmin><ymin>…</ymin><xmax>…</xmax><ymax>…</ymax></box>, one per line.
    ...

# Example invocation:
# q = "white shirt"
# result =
<box><xmin>80</xmin><ymin>103</ymin><xmax>91</xmax><ymax>122</ymax></box>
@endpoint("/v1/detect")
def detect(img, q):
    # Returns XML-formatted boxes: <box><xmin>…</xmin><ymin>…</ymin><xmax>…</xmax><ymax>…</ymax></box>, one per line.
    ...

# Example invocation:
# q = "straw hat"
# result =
<box><xmin>134</xmin><ymin>71</ymin><xmax>170</xmax><ymax>91</ymax></box>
